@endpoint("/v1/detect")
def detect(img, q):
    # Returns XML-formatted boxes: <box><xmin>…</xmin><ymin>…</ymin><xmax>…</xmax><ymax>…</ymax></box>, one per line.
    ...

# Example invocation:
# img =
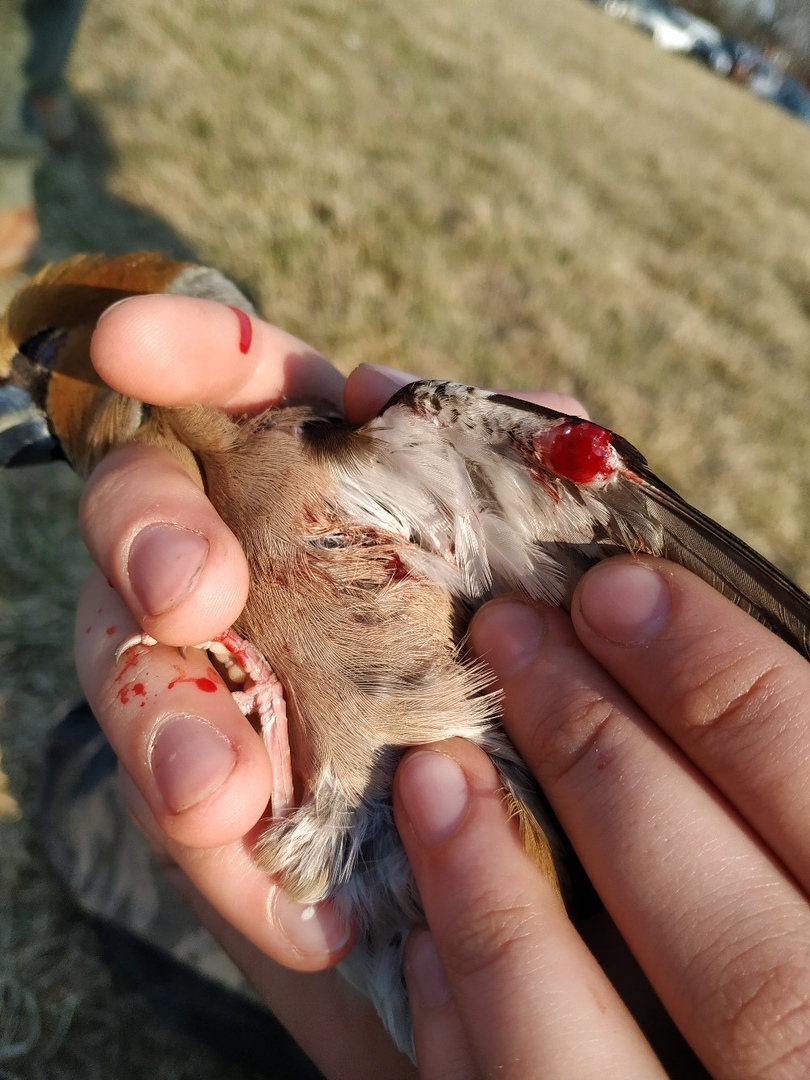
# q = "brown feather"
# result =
<box><xmin>505</xmin><ymin>789</ymin><xmax>562</xmax><ymax>897</ymax></box>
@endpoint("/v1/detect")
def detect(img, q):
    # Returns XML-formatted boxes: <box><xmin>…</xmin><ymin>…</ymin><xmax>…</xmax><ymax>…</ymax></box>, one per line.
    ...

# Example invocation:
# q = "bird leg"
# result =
<box><xmin>203</xmin><ymin>629</ymin><xmax>294</xmax><ymax>821</ymax></box>
<box><xmin>115</xmin><ymin>628</ymin><xmax>295</xmax><ymax>821</ymax></box>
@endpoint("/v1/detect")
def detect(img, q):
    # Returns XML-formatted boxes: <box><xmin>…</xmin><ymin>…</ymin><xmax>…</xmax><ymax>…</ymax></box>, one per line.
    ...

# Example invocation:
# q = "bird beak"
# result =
<box><xmin>0</xmin><ymin>382</ymin><xmax>62</xmax><ymax>466</ymax></box>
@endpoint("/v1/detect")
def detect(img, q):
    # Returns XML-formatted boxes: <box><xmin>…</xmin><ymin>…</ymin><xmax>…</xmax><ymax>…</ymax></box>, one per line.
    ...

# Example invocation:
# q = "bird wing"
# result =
<box><xmin>313</xmin><ymin>380</ymin><xmax>810</xmax><ymax>659</ymax></box>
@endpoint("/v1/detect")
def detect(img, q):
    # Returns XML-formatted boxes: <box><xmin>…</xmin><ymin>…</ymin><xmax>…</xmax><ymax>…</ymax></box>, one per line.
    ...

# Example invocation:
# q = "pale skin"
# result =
<box><xmin>72</xmin><ymin>294</ymin><xmax>810</xmax><ymax>1079</ymax></box>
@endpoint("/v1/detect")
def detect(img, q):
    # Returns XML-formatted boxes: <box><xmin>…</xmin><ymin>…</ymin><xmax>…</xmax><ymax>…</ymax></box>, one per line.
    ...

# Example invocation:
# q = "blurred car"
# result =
<box><xmin>688</xmin><ymin>33</ymin><xmax>740</xmax><ymax>76</ymax></box>
<box><xmin>601</xmin><ymin>0</ymin><xmax>662</xmax><ymax>28</ymax></box>
<box><xmin>593</xmin><ymin>0</ymin><xmax>810</xmax><ymax>126</ymax></box>
<box><xmin>602</xmin><ymin>1</ymin><xmax>736</xmax><ymax>74</ymax></box>
<box><xmin>751</xmin><ymin>63</ymin><xmax>810</xmax><ymax>121</ymax></box>
<box><xmin>774</xmin><ymin>78</ymin><xmax>810</xmax><ymax>123</ymax></box>
<box><xmin>729</xmin><ymin>46</ymin><xmax>810</xmax><ymax>125</ymax></box>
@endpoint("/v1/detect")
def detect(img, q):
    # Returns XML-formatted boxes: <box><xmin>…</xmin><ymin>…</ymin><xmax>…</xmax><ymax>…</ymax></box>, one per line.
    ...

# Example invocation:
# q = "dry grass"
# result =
<box><xmin>2</xmin><ymin>0</ymin><xmax>810</xmax><ymax>1074</ymax></box>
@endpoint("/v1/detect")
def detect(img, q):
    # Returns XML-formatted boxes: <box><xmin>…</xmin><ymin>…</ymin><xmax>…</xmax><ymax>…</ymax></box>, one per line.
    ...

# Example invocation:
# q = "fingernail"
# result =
<box><xmin>359</xmin><ymin>362</ymin><xmax>415</xmax><ymax>382</ymax></box>
<box><xmin>128</xmin><ymin>523</ymin><xmax>209</xmax><ymax>615</ymax></box>
<box><xmin>273</xmin><ymin>892</ymin><xmax>351</xmax><ymax>957</ymax></box>
<box><xmin>118</xmin><ymin>764</ymin><xmax>165</xmax><ymax>846</ymax></box>
<box><xmin>354</xmin><ymin>362</ymin><xmax>416</xmax><ymax>400</ymax></box>
<box><xmin>96</xmin><ymin>296</ymin><xmax>137</xmax><ymax>322</ymax></box>
<box><xmin>399</xmin><ymin>751</ymin><xmax>469</xmax><ymax>846</ymax></box>
<box><xmin>150</xmin><ymin>714</ymin><xmax>237</xmax><ymax>814</ymax></box>
<box><xmin>407</xmin><ymin>929</ymin><xmax>451</xmax><ymax>1009</ymax></box>
<box><xmin>579</xmin><ymin>561</ymin><xmax>671</xmax><ymax>644</ymax></box>
<box><xmin>471</xmin><ymin>601</ymin><xmax>547</xmax><ymax>680</ymax></box>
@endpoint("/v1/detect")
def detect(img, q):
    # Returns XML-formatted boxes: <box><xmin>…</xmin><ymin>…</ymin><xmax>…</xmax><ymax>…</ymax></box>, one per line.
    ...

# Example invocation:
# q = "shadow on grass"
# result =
<box><xmin>31</xmin><ymin>94</ymin><xmax>198</xmax><ymax>266</ymax></box>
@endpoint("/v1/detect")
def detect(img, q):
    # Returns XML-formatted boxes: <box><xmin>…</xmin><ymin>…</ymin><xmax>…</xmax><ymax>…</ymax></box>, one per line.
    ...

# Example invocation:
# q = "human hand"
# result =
<box><xmin>393</xmin><ymin>557</ymin><xmax>810</xmax><ymax>1078</ymax></box>
<box><xmin>76</xmin><ymin>292</ymin><xmax>810</xmax><ymax>1080</ymax></box>
<box><xmin>74</xmin><ymin>294</ymin><xmax>589</xmax><ymax>1077</ymax></box>
<box><xmin>75</xmin><ymin>295</ymin><xmax>415</xmax><ymax>1079</ymax></box>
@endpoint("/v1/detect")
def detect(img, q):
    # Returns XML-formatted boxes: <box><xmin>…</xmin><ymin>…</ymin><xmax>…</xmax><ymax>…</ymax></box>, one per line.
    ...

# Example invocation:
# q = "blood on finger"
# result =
<box><xmin>228</xmin><ymin>305</ymin><xmax>253</xmax><ymax>355</ymax></box>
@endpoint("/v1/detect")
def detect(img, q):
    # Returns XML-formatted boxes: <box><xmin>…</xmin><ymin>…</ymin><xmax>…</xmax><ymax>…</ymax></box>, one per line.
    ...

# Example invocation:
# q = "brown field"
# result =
<box><xmin>2</xmin><ymin>0</ymin><xmax>810</xmax><ymax>1075</ymax></box>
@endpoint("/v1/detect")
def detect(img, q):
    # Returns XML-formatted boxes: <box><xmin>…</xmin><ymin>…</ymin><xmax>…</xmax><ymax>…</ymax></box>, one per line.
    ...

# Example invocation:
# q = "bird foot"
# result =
<box><xmin>115</xmin><ymin>628</ymin><xmax>294</xmax><ymax>821</ymax></box>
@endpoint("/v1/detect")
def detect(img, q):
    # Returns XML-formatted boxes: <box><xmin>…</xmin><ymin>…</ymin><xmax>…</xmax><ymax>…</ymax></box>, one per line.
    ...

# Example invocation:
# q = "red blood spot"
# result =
<box><xmin>385</xmin><ymin>553</ymin><xmax>410</xmax><ymax>581</ymax></box>
<box><xmin>167</xmin><ymin>664</ymin><xmax>219</xmax><ymax>693</ymax></box>
<box><xmin>539</xmin><ymin>420</ymin><xmax>617</xmax><ymax>485</ymax></box>
<box><xmin>85</xmin><ymin>626</ymin><xmax>92</xmax><ymax>634</ymax></box>
<box><xmin>105</xmin><ymin>625</ymin><xmax>118</xmax><ymax>636</ymax></box>
<box><xmin>596</xmin><ymin>760</ymin><xmax>607</xmax><ymax>772</ymax></box>
<box><xmin>228</xmin><ymin>305</ymin><xmax>253</xmax><ymax>354</ymax></box>
<box><xmin>118</xmin><ymin>681</ymin><xmax>146</xmax><ymax>704</ymax></box>
<box><xmin>114</xmin><ymin>647</ymin><xmax>142</xmax><ymax>681</ymax></box>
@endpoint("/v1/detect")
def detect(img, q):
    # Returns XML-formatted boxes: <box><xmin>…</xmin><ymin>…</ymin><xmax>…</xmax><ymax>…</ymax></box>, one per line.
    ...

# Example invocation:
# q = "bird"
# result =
<box><xmin>3</xmin><ymin>252</ymin><xmax>810</xmax><ymax>1059</ymax></box>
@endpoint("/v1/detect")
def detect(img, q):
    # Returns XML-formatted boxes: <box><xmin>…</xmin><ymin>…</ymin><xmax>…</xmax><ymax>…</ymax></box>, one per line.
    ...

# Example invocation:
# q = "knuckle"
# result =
<box><xmin>720</xmin><ymin>957</ymin><xmax>810</xmax><ymax>1079</ymax></box>
<box><xmin>79</xmin><ymin>446</ymin><xmax>158</xmax><ymax>543</ymax></box>
<box><xmin>690</xmin><ymin>898</ymin><xmax>810</xmax><ymax>1080</ymax></box>
<box><xmin>526</xmin><ymin>682</ymin><xmax>625</xmax><ymax>783</ymax></box>
<box><xmin>677</xmin><ymin>647</ymin><xmax>796</xmax><ymax>746</ymax></box>
<box><xmin>439</xmin><ymin>893</ymin><xmax>538</xmax><ymax>982</ymax></box>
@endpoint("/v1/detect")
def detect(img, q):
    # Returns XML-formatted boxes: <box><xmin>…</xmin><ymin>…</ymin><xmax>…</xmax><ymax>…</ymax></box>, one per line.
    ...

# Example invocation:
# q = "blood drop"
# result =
<box><xmin>543</xmin><ymin>420</ymin><xmax>617</xmax><ymax>485</ymax></box>
<box><xmin>228</xmin><ymin>305</ymin><xmax>253</xmax><ymax>355</ymax></box>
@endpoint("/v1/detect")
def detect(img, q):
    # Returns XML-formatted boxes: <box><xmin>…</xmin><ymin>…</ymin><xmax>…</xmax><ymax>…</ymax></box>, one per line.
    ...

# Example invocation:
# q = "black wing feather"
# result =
<box><xmin>630</xmin><ymin>465</ymin><xmax>810</xmax><ymax>659</ymax></box>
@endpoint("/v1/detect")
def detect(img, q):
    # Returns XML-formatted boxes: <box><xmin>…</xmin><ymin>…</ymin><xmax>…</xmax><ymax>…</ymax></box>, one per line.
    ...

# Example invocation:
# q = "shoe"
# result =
<box><xmin>0</xmin><ymin>206</ymin><xmax>39</xmax><ymax>275</ymax></box>
<box><xmin>39</xmin><ymin>702</ymin><xmax>325</xmax><ymax>1078</ymax></box>
<box><xmin>24</xmin><ymin>92</ymin><xmax>77</xmax><ymax>149</ymax></box>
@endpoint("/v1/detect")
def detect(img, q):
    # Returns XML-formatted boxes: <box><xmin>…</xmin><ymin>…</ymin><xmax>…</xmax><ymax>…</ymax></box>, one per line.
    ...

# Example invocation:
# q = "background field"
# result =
<box><xmin>2</xmin><ymin>0</ymin><xmax>810</xmax><ymax>1075</ymax></box>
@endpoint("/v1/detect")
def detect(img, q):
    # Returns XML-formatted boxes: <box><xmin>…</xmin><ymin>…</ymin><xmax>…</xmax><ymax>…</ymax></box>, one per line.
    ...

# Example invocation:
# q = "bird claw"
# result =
<box><xmin>113</xmin><ymin>627</ymin><xmax>294</xmax><ymax>822</ymax></box>
<box><xmin>113</xmin><ymin>631</ymin><xmax>158</xmax><ymax>664</ymax></box>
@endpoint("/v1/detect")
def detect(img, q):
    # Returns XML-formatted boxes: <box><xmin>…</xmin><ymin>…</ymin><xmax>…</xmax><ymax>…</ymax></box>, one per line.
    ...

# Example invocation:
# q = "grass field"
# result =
<box><xmin>2</xmin><ymin>0</ymin><xmax>810</xmax><ymax>1075</ymax></box>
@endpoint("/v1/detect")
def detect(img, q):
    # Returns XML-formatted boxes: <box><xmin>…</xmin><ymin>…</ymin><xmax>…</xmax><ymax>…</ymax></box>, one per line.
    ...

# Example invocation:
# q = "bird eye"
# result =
<box><xmin>299</xmin><ymin>413</ymin><xmax>344</xmax><ymax>431</ymax></box>
<box><xmin>18</xmin><ymin>326</ymin><xmax>68</xmax><ymax>370</ymax></box>
<box><xmin>307</xmin><ymin>532</ymin><xmax>350</xmax><ymax>550</ymax></box>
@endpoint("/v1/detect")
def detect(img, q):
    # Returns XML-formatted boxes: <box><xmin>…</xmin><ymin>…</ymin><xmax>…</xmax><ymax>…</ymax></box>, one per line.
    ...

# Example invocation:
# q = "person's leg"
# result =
<box><xmin>21</xmin><ymin>0</ymin><xmax>84</xmax><ymax>144</ymax></box>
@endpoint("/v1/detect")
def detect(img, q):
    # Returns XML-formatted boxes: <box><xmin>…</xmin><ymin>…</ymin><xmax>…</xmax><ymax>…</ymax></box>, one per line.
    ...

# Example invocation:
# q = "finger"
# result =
<box><xmin>470</xmin><ymin>598</ymin><xmax>810</xmax><ymax>1079</ymax></box>
<box><xmin>343</xmin><ymin>364</ymin><xmax>415</xmax><ymax>421</ymax></box>
<box><xmin>76</xmin><ymin>568</ymin><xmax>267</xmax><ymax>846</ymax></box>
<box><xmin>172</xmin><ymin>872</ymin><xmax>417</xmax><ymax>1080</ymax></box>
<box><xmin>119</xmin><ymin>766</ymin><xmax>354</xmax><ymax>973</ymax></box>
<box><xmin>394</xmin><ymin>740</ymin><xmax>666</xmax><ymax>1080</ymax></box>
<box><xmin>79</xmin><ymin>444</ymin><xmax>249</xmax><ymax>646</ymax></box>
<box><xmin>571</xmin><ymin>556</ymin><xmax>810</xmax><ymax>891</ymax></box>
<box><xmin>343</xmin><ymin>363</ymin><xmax>588</xmax><ymax>422</ymax></box>
<box><xmin>76</xmin><ymin>569</ymin><xmax>353</xmax><ymax>971</ymax></box>
<box><xmin>404</xmin><ymin>929</ymin><xmax>477</xmax><ymax>1080</ymax></box>
<box><xmin>90</xmin><ymin>294</ymin><xmax>346</xmax><ymax>412</ymax></box>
